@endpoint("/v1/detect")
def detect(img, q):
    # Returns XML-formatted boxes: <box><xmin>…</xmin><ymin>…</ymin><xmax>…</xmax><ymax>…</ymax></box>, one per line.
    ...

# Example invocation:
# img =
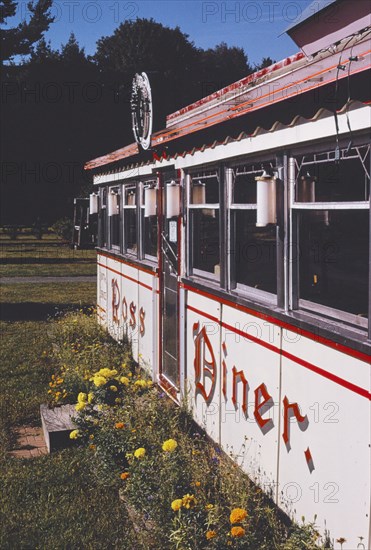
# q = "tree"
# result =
<box><xmin>197</xmin><ymin>42</ymin><xmax>252</xmax><ymax>97</ymax></box>
<box><xmin>1</xmin><ymin>0</ymin><xmax>54</xmax><ymax>63</ymax></box>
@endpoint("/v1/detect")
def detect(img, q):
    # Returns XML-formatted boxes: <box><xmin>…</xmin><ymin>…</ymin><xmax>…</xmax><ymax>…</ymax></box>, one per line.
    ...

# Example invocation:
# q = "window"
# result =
<box><xmin>141</xmin><ymin>181</ymin><xmax>158</xmax><ymax>260</ymax></box>
<box><xmin>188</xmin><ymin>170</ymin><xmax>220</xmax><ymax>280</ymax></box>
<box><xmin>230</xmin><ymin>163</ymin><xmax>277</xmax><ymax>296</ymax></box>
<box><xmin>123</xmin><ymin>185</ymin><xmax>137</xmax><ymax>255</ymax></box>
<box><xmin>291</xmin><ymin>144</ymin><xmax>370</xmax><ymax>326</ymax></box>
<box><xmin>108</xmin><ymin>186</ymin><xmax>121</xmax><ymax>249</ymax></box>
<box><xmin>98</xmin><ymin>187</ymin><xmax>107</xmax><ymax>248</ymax></box>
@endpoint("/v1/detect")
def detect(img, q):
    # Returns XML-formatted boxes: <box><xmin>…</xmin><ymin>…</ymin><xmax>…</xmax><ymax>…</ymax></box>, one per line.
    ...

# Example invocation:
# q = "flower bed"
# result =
<box><xmin>47</xmin><ymin>312</ymin><xmax>333</xmax><ymax>549</ymax></box>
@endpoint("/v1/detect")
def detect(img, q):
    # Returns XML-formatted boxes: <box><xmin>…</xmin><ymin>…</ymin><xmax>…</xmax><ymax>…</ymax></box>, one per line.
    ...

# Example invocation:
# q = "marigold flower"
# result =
<box><xmin>206</xmin><ymin>530</ymin><xmax>217</xmax><ymax>540</ymax></box>
<box><xmin>69</xmin><ymin>430</ymin><xmax>80</xmax><ymax>440</ymax></box>
<box><xmin>195</xmin><ymin>481</ymin><xmax>201</xmax><ymax>487</ymax></box>
<box><xmin>97</xmin><ymin>368</ymin><xmax>118</xmax><ymax>379</ymax></box>
<box><xmin>182</xmin><ymin>494</ymin><xmax>197</xmax><ymax>509</ymax></box>
<box><xmin>115</xmin><ymin>422</ymin><xmax>125</xmax><ymax>429</ymax></box>
<box><xmin>231</xmin><ymin>526</ymin><xmax>245</xmax><ymax>538</ymax></box>
<box><xmin>162</xmin><ymin>439</ymin><xmax>178</xmax><ymax>453</ymax></box>
<box><xmin>120</xmin><ymin>472</ymin><xmax>130</xmax><ymax>480</ymax></box>
<box><xmin>171</xmin><ymin>499</ymin><xmax>183</xmax><ymax>512</ymax></box>
<box><xmin>230</xmin><ymin>508</ymin><xmax>248</xmax><ymax>524</ymax></box>
<box><xmin>134</xmin><ymin>447</ymin><xmax>146</xmax><ymax>459</ymax></box>
<box><xmin>93</xmin><ymin>375</ymin><xmax>107</xmax><ymax>387</ymax></box>
<box><xmin>77</xmin><ymin>392</ymin><xmax>87</xmax><ymax>403</ymax></box>
<box><xmin>134</xmin><ymin>379</ymin><xmax>147</xmax><ymax>389</ymax></box>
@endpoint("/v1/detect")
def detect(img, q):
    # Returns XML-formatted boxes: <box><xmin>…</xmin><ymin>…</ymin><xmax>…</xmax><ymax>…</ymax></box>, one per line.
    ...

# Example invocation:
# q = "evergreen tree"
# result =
<box><xmin>1</xmin><ymin>0</ymin><xmax>54</xmax><ymax>63</ymax></box>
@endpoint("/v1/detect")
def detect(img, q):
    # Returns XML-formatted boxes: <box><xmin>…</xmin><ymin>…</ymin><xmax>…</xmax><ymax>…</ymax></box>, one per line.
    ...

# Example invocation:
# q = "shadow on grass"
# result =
<box><xmin>0</xmin><ymin>303</ymin><xmax>93</xmax><ymax>321</ymax></box>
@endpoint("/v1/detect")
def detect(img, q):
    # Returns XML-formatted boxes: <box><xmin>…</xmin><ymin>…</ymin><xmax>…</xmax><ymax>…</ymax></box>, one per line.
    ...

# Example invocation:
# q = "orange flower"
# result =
<box><xmin>115</xmin><ymin>422</ymin><xmax>125</xmax><ymax>429</ymax></box>
<box><xmin>230</xmin><ymin>507</ymin><xmax>247</xmax><ymax>524</ymax></box>
<box><xmin>195</xmin><ymin>481</ymin><xmax>201</xmax><ymax>487</ymax></box>
<box><xmin>231</xmin><ymin>526</ymin><xmax>245</xmax><ymax>538</ymax></box>
<box><xmin>120</xmin><ymin>472</ymin><xmax>130</xmax><ymax>480</ymax></box>
<box><xmin>206</xmin><ymin>530</ymin><xmax>217</xmax><ymax>540</ymax></box>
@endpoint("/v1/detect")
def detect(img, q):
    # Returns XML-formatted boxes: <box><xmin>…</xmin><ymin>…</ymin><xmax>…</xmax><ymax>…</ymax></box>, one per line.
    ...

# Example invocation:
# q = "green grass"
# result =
<box><xmin>1</xmin><ymin>282</ymin><xmax>96</xmax><ymax>304</ymax></box>
<box><xmin>0</xmin><ymin>245</ymin><xmax>96</xmax><ymax>277</ymax></box>
<box><xmin>0</xmin><ymin>281</ymin><xmax>142</xmax><ymax>549</ymax></box>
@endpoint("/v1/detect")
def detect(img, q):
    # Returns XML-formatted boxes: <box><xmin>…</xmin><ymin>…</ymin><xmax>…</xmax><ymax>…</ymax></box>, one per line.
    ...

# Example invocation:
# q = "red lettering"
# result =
<box><xmin>193</xmin><ymin>321</ymin><xmax>216</xmax><ymax>404</ymax></box>
<box><xmin>232</xmin><ymin>366</ymin><xmax>248</xmax><ymax>416</ymax></box>
<box><xmin>111</xmin><ymin>279</ymin><xmax>120</xmax><ymax>324</ymax></box>
<box><xmin>129</xmin><ymin>301</ymin><xmax>136</xmax><ymax>329</ymax></box>
<box><xmin>139</xmin><ymin>307</ymin><xmax>145</xmax><ymax>336</ymax></box>
<box><xmin>254</xmin><ymin>383</ymin><xmax>273</xmax><ymax>430</ymax></box>
<box><xmin>282</xmin><ymin>396</ymin><xmax>308</xmax><ymax>450</ymax></box>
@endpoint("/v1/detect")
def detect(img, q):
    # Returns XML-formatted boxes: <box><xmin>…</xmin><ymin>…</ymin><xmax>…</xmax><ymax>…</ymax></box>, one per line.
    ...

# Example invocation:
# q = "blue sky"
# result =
<box><xmin>10</xmin><ymin>0</ymin><xmax>315</xmax><ymax>64</ymax></box>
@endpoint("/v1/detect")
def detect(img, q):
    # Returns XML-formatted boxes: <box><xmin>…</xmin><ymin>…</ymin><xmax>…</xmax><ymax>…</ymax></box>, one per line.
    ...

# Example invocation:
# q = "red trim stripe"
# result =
<box><xmin>186</xmin><ymin>304</ymin><xmax>371</xmax><ymax>401</ymax></box>
<box><xmin>98</xmin><ymin>262</ymin><xmax>159</xmax><ymax>293</ymax></box>
<box><xmin>98</xmin><ymin>251</ymin><xmax>159</xmax><ymax>277</ymax></box>
<box><xmin>183</xmin><ymin>284</ymin><xmax>370</xmax><ymax>364</ymax></box>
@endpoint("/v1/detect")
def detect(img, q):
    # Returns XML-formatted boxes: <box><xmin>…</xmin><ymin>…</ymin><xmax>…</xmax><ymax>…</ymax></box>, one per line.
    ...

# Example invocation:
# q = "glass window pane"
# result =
<box><xmin>233</xmin><ymin>172</ymin><xmax>257</xmax><ymax>204</ymax></box>
<box><xmin>234</xmin><ymin>210</ymin><xmax>277</xmax><ymax>293</ymax></box>
<box><xmin>190</xmin><ymin>174</ymin><xmax>219</xmax><ymax>204</ymax></box>
<box><xmin>299</xmin><ymin>210</ymin><xmax>369</xmax><ymax>317</ymax></box>
<box><xmin>191</xmin><ymin>210</ymin><xmax>220</xmax><ymax>277</ymax></box>
<box><xmin>124</xmin><ymin>209</ymin><xmax>137</xmax><ymax>254</ymax></box>
<box><xmin>144</xmin><ymin>215</ymin><xmax>158</xmax><ymax>258</ymax></box>
<box><xmin>296</xmin><ymin>147</ymin><xmax>370</xmax><ymax>202</ymax></box>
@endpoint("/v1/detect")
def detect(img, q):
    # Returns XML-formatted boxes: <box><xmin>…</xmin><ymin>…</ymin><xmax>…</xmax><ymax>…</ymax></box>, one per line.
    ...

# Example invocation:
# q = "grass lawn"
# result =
<box><xmin>0</xmin><ymin>280</ymin><xmax>140</xmax><ymax>549</ymax></box>
<box><xmin>0</xmin><ymin>244</ymin><xmax>96</xmax><ymax>278</ymax></box>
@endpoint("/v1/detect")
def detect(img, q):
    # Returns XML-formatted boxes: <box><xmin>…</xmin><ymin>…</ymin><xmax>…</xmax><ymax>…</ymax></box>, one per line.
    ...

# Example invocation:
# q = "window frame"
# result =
<box><xmin>288</xmin><ymin>142</ymin><xmax>370</xmax><ymax>334</ymax></box>
<box><xmin>187</xmin><ymin>167</ymin><xmax>222</xmax><ymax>284</ymax></box>
<box><xmin>228</xmin><ymin>161</ymin><xmax>279</xmax><ymax>304</ymax></box>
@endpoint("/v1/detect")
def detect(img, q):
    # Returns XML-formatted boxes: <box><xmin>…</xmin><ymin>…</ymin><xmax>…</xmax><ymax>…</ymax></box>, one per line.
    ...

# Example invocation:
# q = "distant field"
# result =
<box><xmin>0</xmin><ymin>244</ymin><xmax>96</xmax><ymax>277</ymax></box>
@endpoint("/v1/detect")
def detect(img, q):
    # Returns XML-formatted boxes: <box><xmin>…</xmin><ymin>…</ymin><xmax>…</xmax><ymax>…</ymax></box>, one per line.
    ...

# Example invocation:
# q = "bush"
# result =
<box><xmin>51</xmin><ymin>217</ymin><xmax>73</xmax><ymax>241</ymax></box>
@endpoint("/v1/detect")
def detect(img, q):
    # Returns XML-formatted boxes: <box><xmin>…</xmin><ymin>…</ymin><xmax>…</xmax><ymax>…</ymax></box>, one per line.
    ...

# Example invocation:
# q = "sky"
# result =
<box><xmin>9</xmin><ymin>0</ymin><xmax>316</xmax><ymax>65</ymax></box>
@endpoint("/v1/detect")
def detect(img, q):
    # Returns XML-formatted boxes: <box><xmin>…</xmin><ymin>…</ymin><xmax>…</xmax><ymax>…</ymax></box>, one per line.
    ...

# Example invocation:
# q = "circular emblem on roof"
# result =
<box><xmin>131</xmin><ymin>72</ymin><xmax>153</xmax><ymax>151</ymax></box>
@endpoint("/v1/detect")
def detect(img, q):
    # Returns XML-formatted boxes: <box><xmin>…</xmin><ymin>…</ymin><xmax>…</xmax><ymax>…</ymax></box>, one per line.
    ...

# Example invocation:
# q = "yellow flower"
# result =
<box><xmin>115</xmin><ymin>398</ymin><xmax>122</xmax><ymax>404</ymax></box>
<box><xmin>171</xmin><ymin>499</ymin><xmax>183</xmax><ymax>512</ymax></box>
<box><xmin>231</xmin><ymin>526</ymin><xmax>245</xmax><ymax>538</ymax></box>
<box><xmin>230</xmin><ymin>508</ymin><xmax>247</xmax><ymax>524</ymax></box>
<box><xmin>75</xmin><ymin>402</ymin><xmax>86</xmax><ymax>412</ymax></box>
<box><xmin>206</xmin><ymin>530</ymin><xmax>217</xmax><ymax>540</ymax></box>
<box><xmin>195</xmin><ymin>481</ymin><xmax>201</xmax><ymax>487</ymax></box>
<box><xmin>77</xmin><ymin>392</ymin><xmax>87</xmax><ymax>403</ymax></box>
<box><xmin>97</xmin><ymin>368</ymin><xmax>117</xmax><ymax>379</ymax></box>
<box><xmin>87</xmin><ymin>392</ymin><xmax>94</xmax><ymax>404</ymax></box>
<box><xmin>109</xmin><ymin>385</ymin><xmax>118</xmax><ymax>392</ymax></box>
<box><xmin>93</xmin><ymin>375</ymin><xmax>107</xmax><ymax>387</ymax></box>
<box><xmin>182</xmin><ymin>494</ymin><xmax>197</xmax><ymax>509</ymax></box>
<box><xmin>89</xmin><ymin>434</ymin><xmax>95</xmax><ymax>440</ymax></box>
<box><xmin>134</xmin><ymin>447</ymin><xmax>146</xmax><ymax>459</ymax></box>
<box><xmin>120</xmin><ymin>376</ymin><xmax>130</xmax><ymax>386</ymax></box>
<box><xmin>134</xmin><ymin>379</ymin><xmax>147</xmax><ymax>389</ymax></box>
<box><xmin>205</xmin><ymin>504</ymin><xmax>214</xmax><ymax>510</ymax></box>
<box><xmin>89</xmin><ymin>444</ymin><xmax>96</xmax><ymax>451</ymax></box>
<box><xmin>120</xmin><ymin>472</ymin><xmax>130</xmax><ymax>480</ymax></box>
<box><xmin>115</xmin><ymin>422</ymin><xmax>125</xmax><ymax>429</ymax></box>
<box><xmin>162</xmin><ymin>439</ymin><xmax>178</xmax><ymax>453</ymax></box>
<box><xmin>69</xmin><ymin>430</ymin><xmax>80</xmax><ymax>440</ymax></box>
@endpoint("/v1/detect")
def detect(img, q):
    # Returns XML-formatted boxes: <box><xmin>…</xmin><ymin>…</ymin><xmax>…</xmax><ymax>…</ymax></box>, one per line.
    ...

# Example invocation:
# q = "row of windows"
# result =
<box><xmin>97</xmin><ymin>142</ymin><xmax>370</xmax><ymax>332</ymax></box>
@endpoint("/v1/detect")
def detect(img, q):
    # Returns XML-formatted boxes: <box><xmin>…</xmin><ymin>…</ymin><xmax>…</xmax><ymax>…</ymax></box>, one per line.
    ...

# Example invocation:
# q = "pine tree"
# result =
<box><xmin>1</xmin><ymin>0</ymin><xmax>54</xmax><ymax>63</ymax></box>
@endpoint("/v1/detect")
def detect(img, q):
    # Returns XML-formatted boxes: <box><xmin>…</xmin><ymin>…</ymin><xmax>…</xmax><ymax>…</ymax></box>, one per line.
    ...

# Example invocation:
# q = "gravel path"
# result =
<box><xmin>0</xmin><ymin>276</ymin><xmax>96</xmax><ymax>284</ymax></box>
